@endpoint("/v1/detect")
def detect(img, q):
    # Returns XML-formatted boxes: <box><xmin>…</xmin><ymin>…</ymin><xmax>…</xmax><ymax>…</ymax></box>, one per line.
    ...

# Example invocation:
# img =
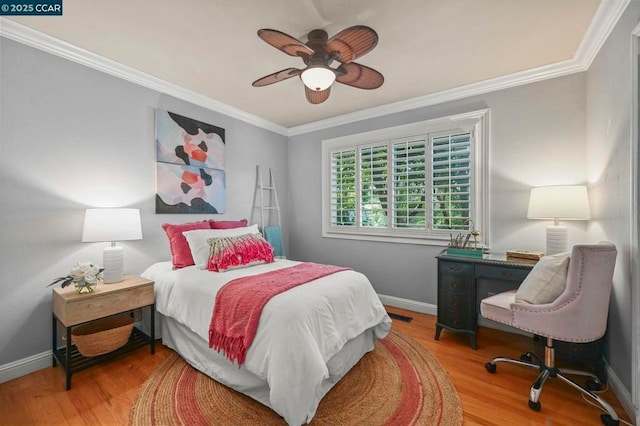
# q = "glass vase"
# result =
<box><xmin>74</xmin><ymin>279</ymin><xmax>98</xmax><ymax>294</ymax></box>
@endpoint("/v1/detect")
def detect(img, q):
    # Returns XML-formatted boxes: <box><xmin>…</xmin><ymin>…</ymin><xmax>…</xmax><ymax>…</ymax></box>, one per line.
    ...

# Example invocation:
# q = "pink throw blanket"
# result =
<box><xmin>208</xmin><ymin>262</ymin><xmax>350</xmax><ymax>365</ymax></box>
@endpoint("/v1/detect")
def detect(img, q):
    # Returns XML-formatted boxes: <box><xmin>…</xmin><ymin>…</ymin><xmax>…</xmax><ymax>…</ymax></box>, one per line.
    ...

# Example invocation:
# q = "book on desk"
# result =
<box><xmin>505</xmin><ymin>249</ymin><xmax>544</xmax><ymax>262</ymax></box>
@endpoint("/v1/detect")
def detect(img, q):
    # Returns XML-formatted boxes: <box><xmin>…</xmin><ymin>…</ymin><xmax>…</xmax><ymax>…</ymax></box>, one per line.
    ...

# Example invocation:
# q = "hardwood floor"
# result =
<box><xmin>0</xmin><ymin>308</ymin><xmax>632</xmax><ymax>425</ymax></box>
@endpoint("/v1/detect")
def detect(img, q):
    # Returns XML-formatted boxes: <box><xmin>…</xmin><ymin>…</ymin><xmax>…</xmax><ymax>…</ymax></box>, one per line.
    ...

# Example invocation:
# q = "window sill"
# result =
<box><xmin>322</xmin><ymin>230</ymin><xmax>451</xmax><ymax>246</ymax></box>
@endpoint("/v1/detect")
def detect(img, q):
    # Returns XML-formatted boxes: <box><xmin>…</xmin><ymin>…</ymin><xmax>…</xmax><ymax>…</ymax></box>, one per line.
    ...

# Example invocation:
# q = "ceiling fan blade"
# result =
<box><xmin>258</xmin><ymin>29</ymin><xmax>315</xmax><ymax>57</ymax></box>
<box><xmin>336</xmin><ymin>62</ymin><xmax>384</xmax><ymax>89</ymax></box>
<box><xmin>252</xmin><ymin>68</ymin><xmax>301</xmax><ymax>87</ymax></box>
<box><xmin>305</xmin><ymin>86</ymin><xmax>331</xmax><ymax>104</ymax></box>
<box><xmin>326</xmin><ymin>26</ymin><xmax>378</xmax><ymax>63</ymax></box>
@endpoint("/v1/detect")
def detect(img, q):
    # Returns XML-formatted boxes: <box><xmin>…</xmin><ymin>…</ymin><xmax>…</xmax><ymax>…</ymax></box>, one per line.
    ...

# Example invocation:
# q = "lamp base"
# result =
<box><xmin>103</xmin><ymin>246</ymin><xmax>124</xmax><ymax>283</ymax></box>
<box><xmin>546</xmin><ymin>226</ymin><xmax>568</xmax><ymax>255</ymax></box>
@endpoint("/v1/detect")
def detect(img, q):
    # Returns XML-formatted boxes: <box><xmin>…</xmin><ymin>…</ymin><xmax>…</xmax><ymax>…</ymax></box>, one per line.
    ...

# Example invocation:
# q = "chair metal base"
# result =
<box><xmin>484</xmin><ymin>338</ymin><xmax>620</xmax><ymax>426</ymax></box>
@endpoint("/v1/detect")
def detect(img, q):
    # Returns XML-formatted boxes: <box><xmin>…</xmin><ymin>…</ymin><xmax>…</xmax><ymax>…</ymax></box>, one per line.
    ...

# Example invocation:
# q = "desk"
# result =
<box><xmin>434</xmin><ymin>252</ymin><xmax>606</xmax><ymax>382</ymax></box>
<box><xmin>435</xmin><ymin>252</ymin><xmax>534</xmax><ymax>349</ymax></box>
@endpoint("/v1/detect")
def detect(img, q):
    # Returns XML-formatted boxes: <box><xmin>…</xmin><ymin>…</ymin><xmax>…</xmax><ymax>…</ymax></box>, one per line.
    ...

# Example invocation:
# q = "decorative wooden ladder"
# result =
<box><xmin>252</xmin><ymin>165</ymin><xmax>284</xmax><ymax>257</ymax></box>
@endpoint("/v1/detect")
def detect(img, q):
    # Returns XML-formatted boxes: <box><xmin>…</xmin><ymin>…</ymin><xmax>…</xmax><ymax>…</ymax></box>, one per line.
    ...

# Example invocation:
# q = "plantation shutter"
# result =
<box><xmin>330</xmin><ymin>149</ymin><xmax>356</xmax><ymax>226</ymax></box>
<box><xmin>392</xmin><ymin>137</ymin><xmax>427</xmax><ymax>229</ymax></box>
<box><xmin>431</xmin><ymin>132</ymin><xmax>472</xmax><ymax>230</ymax></box>
<box><xmin>359</xmin><ymin>144</ymin><xmax>388</xmax><ymax>228</ymax></box>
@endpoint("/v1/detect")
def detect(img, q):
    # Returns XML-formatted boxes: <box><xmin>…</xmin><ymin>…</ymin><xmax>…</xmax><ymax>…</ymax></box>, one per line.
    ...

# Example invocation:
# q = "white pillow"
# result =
<box><xmin>183</xmin><ymin>224</ymin><xmax>260</xmax><ymax>268</ymax></box>
<box><xmin>515</xmin><ymin>252</ymin><xmax>570</xmax><ymax>304</ymax></box>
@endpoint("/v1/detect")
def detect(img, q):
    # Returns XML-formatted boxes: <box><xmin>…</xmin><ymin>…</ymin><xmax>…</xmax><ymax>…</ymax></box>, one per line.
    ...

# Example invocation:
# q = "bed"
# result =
<box><xmin>141</xmin><ymin>258</ymin><xmax>391</xmax><ymax>425</ymax></box>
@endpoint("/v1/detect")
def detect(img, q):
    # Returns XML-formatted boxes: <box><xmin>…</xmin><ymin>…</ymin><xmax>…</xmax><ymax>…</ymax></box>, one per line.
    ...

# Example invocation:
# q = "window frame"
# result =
<box><xmin>321</xmin><ymin>109</ymin><xmax>490</xmax><ymax>246</ymax></box>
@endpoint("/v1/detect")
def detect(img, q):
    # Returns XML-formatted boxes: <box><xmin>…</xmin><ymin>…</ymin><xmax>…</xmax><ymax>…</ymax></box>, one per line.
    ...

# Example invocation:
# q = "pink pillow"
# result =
<box><xmin>207</xmin><ymin>234</ymin><xmax>274</xmax><ymax>272</ymax></box>
<box><xmin>162</xmin><ymin>220</ymin><xmax>211</xmax><ymax>268</ymax></box>
<box><xmin>209</xmin><ymin>219</ymin><xmax>248</xmax><ymax>229</ymax></box>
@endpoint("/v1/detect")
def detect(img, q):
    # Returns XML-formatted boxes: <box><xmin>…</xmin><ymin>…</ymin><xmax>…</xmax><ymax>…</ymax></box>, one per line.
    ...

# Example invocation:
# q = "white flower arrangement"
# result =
<box><xmin>48</xmin><ymin>261</ymin><xmax>104</xmax><ymax>288</ymax></box>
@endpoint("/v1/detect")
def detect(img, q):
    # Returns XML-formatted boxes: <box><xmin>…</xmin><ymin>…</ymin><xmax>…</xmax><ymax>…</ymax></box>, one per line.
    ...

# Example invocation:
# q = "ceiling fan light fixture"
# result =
<box><xmin>253</xmin><ymin>26</ymin><xmax>382</xmax><ymax>103</ymax></box>
<box><xmin>301</xmin><ymin>66</ymin><xmax>336</xmax><ymax>91</ymax></box>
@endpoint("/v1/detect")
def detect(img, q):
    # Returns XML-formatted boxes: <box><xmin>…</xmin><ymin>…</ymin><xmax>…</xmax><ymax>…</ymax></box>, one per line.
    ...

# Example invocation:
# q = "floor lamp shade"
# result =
<box><xmin>81</xmin><ymin>208</ymin><xmax>143</xmax><ymax>283</ymax></box>
<box><xmin>527</xmin><ymin>186</ymin><xmax>590</xmax><ymax>255</ymax></box>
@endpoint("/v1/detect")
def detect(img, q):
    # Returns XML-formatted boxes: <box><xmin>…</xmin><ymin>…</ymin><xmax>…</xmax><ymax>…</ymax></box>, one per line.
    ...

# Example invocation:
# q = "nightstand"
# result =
<box><xmin>52</xmin><ymin>275</ymin><xmax>155</xmax><ymax>390</ymax></box>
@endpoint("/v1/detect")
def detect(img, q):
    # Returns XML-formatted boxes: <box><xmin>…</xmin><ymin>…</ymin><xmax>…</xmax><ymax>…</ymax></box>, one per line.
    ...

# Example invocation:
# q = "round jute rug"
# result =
<box><xmin>129</xmin><ymin>328</ymin><xmax>463</xmax><ymax>425</ymax></box>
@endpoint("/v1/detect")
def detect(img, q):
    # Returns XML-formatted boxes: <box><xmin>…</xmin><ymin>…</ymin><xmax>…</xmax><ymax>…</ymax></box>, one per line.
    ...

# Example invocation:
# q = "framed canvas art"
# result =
<box><xmin>155</xmin><ymin>109</ymin><xmax>226</xmax><ymax>214</ymax></box>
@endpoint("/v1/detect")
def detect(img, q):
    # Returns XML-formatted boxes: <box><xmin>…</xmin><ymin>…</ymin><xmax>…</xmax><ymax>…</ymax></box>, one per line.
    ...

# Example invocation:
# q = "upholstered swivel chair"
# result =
<box><xmin>480</xmin><ymin>243</ymin><xmax>619</xmax><ymax>425</ymax></box>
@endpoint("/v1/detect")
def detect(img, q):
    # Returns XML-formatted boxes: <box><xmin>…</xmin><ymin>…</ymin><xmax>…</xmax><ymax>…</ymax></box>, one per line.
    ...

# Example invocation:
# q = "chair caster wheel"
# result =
<box><xmin>601</xmin><ymin>414</ymin><xmax>619</xmax><ymax>425</ymax></box>
<box><xmin>586</xmin><ymin>379</ymin><xmax>602</xmax><ymax>391</ymax></box>
<box><xmin>528</xmin><ymin>400</ymin><xmax>541</xmax><ymax>412</ymax></box>
<box><xmin>520</xmin><ymin>353</ymin><xmax>532</xmax><ymax>363</ymax></box>
<box><xmin>485</xmin><ymin>362</ymin><xmax>496</xmax><ymax>373</ymax></box>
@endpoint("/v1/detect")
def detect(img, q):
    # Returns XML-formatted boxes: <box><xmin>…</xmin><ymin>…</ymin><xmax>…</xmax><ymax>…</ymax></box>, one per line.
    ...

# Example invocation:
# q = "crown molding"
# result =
<box><xmin>0</xmin><ymin>0</ymin><xmax>630</xmax><ymax>138</ymax></box>
<box><xmin>0</xmin><ymin>18</ymin><xmax>289</xmax><ymax>136</ymax></box>
<box><xmin>287</xmin><ymin>58</ymin><xmax>585</xmax><ymax>136</ymax></box>
<box><xmin>288</xmin><ymin>0</ymin><xmax>630</xmax><ymax>136</ymax></box>
<box><xmin>574</xmin><ymin>0</ymin><xmax>631</xmax><ymax>69</ymax></box>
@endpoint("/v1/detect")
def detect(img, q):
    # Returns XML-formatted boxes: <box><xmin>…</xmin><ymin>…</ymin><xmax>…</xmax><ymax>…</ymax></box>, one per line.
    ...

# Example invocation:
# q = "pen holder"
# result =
<box><xmin>446</xmin><ymin>247</ymin><xmax>484</xmax><ymax>258</ymax></box>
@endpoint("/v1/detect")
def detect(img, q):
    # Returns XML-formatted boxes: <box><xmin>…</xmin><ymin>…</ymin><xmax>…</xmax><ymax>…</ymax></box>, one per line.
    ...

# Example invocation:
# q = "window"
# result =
<box><xmin>322</xmin><ymin>109</ymin><xmax>489</xmax><ymax>245</ymax></box>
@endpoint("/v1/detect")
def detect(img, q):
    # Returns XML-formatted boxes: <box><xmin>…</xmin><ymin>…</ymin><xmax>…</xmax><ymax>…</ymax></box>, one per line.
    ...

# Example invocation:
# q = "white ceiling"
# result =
<box><xmin>6</xmin><ymin>0</ymin><xmax>608</xmax><ymax>131</ymax></box>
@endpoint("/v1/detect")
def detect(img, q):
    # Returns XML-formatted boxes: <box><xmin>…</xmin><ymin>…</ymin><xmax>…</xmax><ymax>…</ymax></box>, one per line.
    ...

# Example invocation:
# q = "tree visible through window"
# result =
<box><xmin>432</xmin><ymin>132</ymin><xmax>471</xmax><ymax>231</ymax></box>
<box><xmin>323</xmin><ymin>110</ymin><xmax>487</xmax><ymax>245</ymax></box>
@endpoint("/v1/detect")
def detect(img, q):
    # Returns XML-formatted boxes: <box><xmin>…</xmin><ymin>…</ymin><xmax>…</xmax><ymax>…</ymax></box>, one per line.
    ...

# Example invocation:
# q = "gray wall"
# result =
<box><xmin>585</xmin><ymin>0</ymin><xmax>640</xmax><ymax>396</ymax></box>
<box><xmin>288</xmin><ymin>73</ymin><xmax>588</xmax><ymax>305</ymax></box>
<box><xmin>0</xmin><ymin>38</ymin><xmax>288</xmax><ymax>365</ymax></box>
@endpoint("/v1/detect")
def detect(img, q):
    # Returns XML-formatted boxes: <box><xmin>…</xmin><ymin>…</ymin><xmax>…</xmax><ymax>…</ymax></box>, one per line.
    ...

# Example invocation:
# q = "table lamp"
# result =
<box><xmin>81</xmin><ymin>208</ymin><xmax>143</xmax><ymax>283</ymax></box>
<box><xmin>527</xmin><ymin>185</ymin><xmax>590</xmax><ymax>255</ymax></box>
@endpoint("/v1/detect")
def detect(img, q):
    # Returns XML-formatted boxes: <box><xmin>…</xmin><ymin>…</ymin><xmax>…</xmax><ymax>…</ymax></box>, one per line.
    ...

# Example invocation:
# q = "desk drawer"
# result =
<box><xmin>438</xmin><ymin>292</ymin><xmax>474</xmax><ymax>312</ymax></box>
<box><xmin>440</xmin><ymin>275</ymin><xmax>473</xmax><ymax>293</ymax></box>
<box><xmin>475</xmin><ymin>265</ymin><xmax>531</xmax><ymax>283</ymax></box>
<box><xmin>438</xmin><ymin>308</ymin><xmax>475</xmax><ymax>330</ymax></box>
<box><xmin>439</xmin><ymin>261</ymin><xmax>473</xmax><ymax>276</ymax></box>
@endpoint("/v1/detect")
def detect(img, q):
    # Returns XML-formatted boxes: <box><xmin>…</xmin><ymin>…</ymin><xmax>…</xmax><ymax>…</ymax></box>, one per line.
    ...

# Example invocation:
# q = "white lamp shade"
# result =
<box><xmin>301</xmin><ymin>66</ymin><xmax>336</xmax><ymax>91</ymax></box>
<box><xmin>527</xmin><ymin>185</ymin><xmax>590</xmax><ymax>255</ymax></box>
<box><xmin>527</xmin><ymin>185</ymin><xmax>590</xmax><ymax>220</ymax></box>
<box><xmin>81</xmin><ymin>208</ymin><xmax>142</xmax><ymax>283</ymax></box>
<box><xmin>82</xmin><ymin>208</ymin><xmax>143</xmax><ymax>242</ymax></box>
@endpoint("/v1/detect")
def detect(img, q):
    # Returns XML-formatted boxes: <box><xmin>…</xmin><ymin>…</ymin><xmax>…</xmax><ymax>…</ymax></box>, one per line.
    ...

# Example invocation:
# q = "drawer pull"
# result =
<box><xmin>448</xmin><ymin>266</ymin><xmax>461</xmax><ymax>272</ymax></box>
<box><xmin>502</xmin><ymin>271</ymin><xmax>514</xmax><ymax>278</ymax></box>
<box><xmin>451</xmin><ymin>300</ymin><xmax>460</xmax><ymax>307</ymax></box>
<box><xmin>451</xmin><ymin>281</ymin><xmax>460</xmax><ymax>289</ymax></box>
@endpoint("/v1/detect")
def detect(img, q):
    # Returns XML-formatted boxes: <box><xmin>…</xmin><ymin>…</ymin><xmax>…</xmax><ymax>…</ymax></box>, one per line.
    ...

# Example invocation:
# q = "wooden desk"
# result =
<box><xmin>435</xmin><ymin>252</ymin><xmax>534</xmax><ymax>349</ymax></box>
<box><xmin>434</xmin><ymin>252</ymin><xmax>606</xmax><ymax>382</ymax></box>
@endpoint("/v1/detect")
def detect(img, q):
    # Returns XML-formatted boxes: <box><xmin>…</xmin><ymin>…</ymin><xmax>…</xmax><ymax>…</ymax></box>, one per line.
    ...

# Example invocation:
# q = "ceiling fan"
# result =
<box><xmin>252</xmin><ymin>26</ymin><xmax>384</xmax><ymax>104</ymax></box>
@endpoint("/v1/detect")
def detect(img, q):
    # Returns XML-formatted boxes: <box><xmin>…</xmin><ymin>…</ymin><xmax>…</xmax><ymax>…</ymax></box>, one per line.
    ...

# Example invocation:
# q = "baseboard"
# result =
<box><xmin>0</xmin><ymin>350</ymin><xmax>51</xmax><ymax>384</ymax></box>
<box><xmin>605</xmin><ymin>362</ymin><xmax>637</xmax><ymax>423</ymax></box>
<box><xmin>378</xmin><ymin>293</ymin><xmax>437</xmax><ymax>316</ymax></box>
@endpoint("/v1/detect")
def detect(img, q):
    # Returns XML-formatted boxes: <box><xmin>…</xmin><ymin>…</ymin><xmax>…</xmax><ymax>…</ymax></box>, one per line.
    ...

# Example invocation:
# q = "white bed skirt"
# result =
<box><xmin>159</xmin><ymin>313</ymin><xmax>376</xmax><ymax>423</ymax></box>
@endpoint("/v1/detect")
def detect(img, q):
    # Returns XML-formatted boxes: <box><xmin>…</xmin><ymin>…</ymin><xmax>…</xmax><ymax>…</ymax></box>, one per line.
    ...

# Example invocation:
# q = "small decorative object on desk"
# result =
<box><xmin>506</xmin><ymin>250</ymin><xmax>544</xmax><ymax>262</ymax></box>
<box><xmin>48</xmin><ymin>261</ymin><xmax>104</xmax><ymax>294</ymax></box>
<box><xmin>446</xmin><ymin>220</ymin><xmax>486</xmax><ymax>257</ymax></box>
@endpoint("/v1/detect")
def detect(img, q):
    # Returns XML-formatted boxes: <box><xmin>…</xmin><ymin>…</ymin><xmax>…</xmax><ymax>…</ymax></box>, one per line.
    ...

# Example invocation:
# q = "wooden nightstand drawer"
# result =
<box><xmin>53</xmin><ymin>276</ymin><xmax>153</xmax><ymax>327</ymax></box>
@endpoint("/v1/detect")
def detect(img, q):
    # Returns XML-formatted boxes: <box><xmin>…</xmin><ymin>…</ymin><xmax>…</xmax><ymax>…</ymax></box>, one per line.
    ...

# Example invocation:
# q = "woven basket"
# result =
<box><xmin>71</xmin><ymin>315</ymin><xmax>134</xmax><ymax>357</ymax></box>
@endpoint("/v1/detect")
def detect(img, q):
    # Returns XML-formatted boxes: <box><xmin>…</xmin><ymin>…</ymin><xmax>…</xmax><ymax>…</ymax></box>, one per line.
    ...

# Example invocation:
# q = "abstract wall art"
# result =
<box><xmin>155</xmin><ymin>109</ymin><xmax>226</xmax><ymax>214</ymax></box>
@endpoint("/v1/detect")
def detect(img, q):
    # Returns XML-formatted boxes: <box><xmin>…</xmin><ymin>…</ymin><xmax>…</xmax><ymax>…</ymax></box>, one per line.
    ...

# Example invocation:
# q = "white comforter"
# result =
<box><xmin>141</xmin><ymin>259</ymin><xmax>391</xmax><ymax>425</ymax></box>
